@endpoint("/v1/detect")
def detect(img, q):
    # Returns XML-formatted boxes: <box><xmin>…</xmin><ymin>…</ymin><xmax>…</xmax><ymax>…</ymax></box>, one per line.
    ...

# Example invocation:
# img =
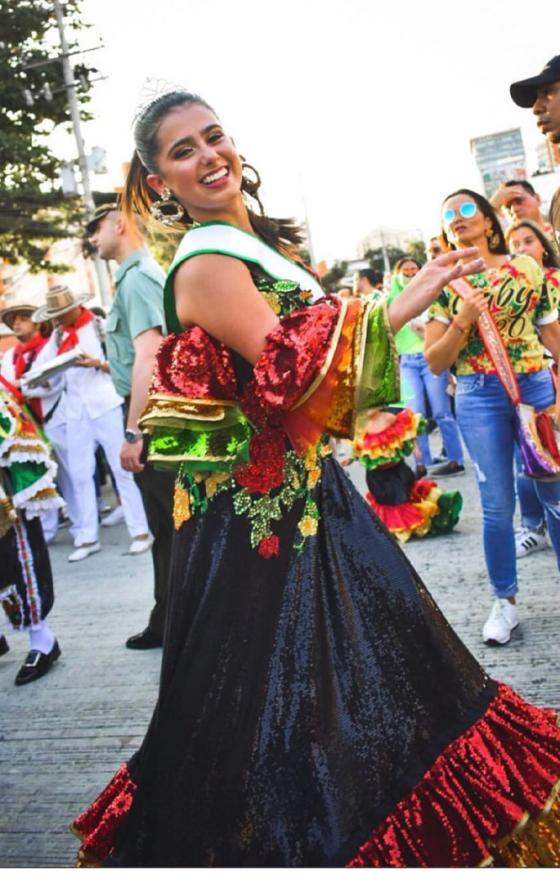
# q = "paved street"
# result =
<box><xmin>1</xmin><ymin>441</ymin><xmax>559</xmax><ymax>868</ymax></box>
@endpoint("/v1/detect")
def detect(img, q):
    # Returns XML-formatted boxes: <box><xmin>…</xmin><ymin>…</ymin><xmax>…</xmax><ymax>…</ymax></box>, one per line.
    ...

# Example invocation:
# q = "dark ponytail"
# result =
<box><xmin>122</xmin><ymin>150</ymin><xmax>161</xmax><ymax>226</ymax></box>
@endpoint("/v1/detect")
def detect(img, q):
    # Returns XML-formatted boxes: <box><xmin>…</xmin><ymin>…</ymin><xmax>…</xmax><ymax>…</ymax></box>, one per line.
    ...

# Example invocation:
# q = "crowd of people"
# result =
<box><xmin>0</xmin><ymin>203</ymin><xmax>176</xmax><ymax>683</ymax></box>
<box><xmin>1</xmin><ymin>51</ymin><xmax>560</xmax><ymax>868</ymax></box>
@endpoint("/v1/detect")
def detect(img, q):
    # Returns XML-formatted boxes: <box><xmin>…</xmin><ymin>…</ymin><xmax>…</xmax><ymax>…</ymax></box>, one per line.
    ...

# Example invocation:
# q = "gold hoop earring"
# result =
<box><xmin>150</xmin><ymin>187</ymin><xmax>185</xmax><ymax>225</ymax></box>
<box><xmin>487</xmin><ymin>229</ymin><xmax>500</xmax><ymax>250</ymax></box>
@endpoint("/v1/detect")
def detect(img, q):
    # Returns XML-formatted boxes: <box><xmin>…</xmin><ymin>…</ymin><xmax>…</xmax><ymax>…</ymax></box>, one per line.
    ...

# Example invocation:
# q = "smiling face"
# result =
<box><xmin>399</xmin><ymin>260</ymin><xmax>419</xmax><ymax>278</ymax></box>
<box><xmin>533</xmin><ymin>80</ymin><xmax>560</xmax><ymax>144</ymax></box>
<box><xmin>146</xmin><ymin>103</ymin><xmax>243</xmax><ymax>222</ymax></box>
<box><xmin>507</xmin><ymin>225</ymin><xmax>546</xmax><ymax>267</ymax></box>
<box><xmin>441</xmin><ymin>193</ymin><xmax>492</xmax><ymax>248</ymax></box>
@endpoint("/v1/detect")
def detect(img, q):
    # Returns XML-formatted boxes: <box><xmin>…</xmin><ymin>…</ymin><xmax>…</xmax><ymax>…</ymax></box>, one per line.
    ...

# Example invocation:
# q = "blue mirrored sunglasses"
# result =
<box><xmin>442</xmin><ymin>201</ymin><xmax>478</xmax><ymax>224</ymax></box>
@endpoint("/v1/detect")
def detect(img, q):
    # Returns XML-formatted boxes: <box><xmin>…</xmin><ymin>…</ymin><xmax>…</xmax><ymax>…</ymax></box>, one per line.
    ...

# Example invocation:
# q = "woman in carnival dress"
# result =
<box><xmin>505</xmin><ymin>219</ymin><xmax>560</xmax><ymax>558</ymax></box>
<box><xmin>425</xmin><ymin>190</ymin><xmax>560</xmax><ymax>649</ymax></box>
<box><xmin>72</xmin><ymin>94</ymin><xmax>560</xmax><ymax>868</ymax></box>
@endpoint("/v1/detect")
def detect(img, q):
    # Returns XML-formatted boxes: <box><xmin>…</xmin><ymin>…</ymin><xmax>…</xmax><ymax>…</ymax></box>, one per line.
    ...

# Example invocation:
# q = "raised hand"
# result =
<box><xmin>457</xmin><ymin>287</ymin><xmax>488</xmax><ymax>326</ymax></box>
<box><xmin>388</xmin><ymin>248</ymin><xmax>485</xmax><ymax>333</ymax></box>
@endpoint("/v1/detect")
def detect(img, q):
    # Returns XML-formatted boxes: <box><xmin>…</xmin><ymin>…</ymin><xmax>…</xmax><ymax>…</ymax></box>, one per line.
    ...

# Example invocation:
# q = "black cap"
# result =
<box><xmin>510</xmin><ymin>55</ymin><xmax>560</xmax><ymax>108</ymax></box>
<box><xmin>85</xmin><ymin>203</ymin><xmax>119</xmax><ymax>235</ymax></box>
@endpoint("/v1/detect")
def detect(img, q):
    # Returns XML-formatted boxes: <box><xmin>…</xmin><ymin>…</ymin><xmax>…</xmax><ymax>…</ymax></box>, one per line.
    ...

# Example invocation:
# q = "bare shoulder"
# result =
<box><xmin>173</xmin><ymin>252</ymin><xmax>270</xmax><ymax>337</ymax></box>
<box><xmin>174</xmin><ymin>253</ymin><xmax>253</xmax><ymax>298</ymax></box>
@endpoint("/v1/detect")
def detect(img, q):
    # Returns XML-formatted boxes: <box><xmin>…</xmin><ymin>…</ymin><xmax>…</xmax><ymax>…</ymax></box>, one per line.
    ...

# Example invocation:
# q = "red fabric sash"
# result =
<box><xmin>57</xmin><ymin>307</ymin><xmax>94</xmax><ymax>354</ymax></box>
<box><xmin>447</xmin><ymin>277</ymin><xmax>521</xmax><ymax>404</ymax></box>
<box><xmin>0</xmin><ymin>372</ymin><xmax>24</xmax><ymax>402</ymax></box>
<box><xmin>0</xmin><ymin>372</ymin><xmax>44</xmax><ymax>423</ymax></box>
<box><xmin>13</xmin><ymin>335</ymin><xmax>47</xmax><ymax>380</ymax></box>
<box><xmin>5</xmin><ymin>335</ymin><xmax>47</xmax><ymax>422</ymax></box>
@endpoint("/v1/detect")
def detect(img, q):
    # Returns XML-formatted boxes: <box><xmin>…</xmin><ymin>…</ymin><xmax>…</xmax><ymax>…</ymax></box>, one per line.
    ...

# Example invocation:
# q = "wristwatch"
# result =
<box><xmin>124</xmin><ymin>429</ymin><xmax>144</xmax><ymax>444</ymax></box>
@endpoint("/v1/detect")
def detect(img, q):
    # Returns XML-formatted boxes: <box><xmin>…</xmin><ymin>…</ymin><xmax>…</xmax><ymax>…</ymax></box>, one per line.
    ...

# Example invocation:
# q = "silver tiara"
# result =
<box><xmin>133</xmin><ymin>76</ymin><xmax>190</xmax><ymax>124</ymax></box>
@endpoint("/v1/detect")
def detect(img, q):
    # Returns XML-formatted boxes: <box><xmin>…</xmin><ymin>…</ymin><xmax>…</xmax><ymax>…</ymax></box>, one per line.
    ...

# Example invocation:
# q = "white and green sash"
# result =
<box><xmin>165</xmin><ymin>222</ymin><xmax>324</xmax><ymax>330</ymax></box>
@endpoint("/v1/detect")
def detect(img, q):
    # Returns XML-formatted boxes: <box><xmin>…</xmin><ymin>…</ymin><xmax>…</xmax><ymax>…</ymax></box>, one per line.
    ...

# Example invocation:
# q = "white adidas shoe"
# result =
<box><xmin>515</xmin><ymin>527</ymin><xmax>549</xmax><ymax>559</ymax></box>
<box><xmin>482</xmin><ymin>598</ymin><xmax>519</xmax><ymax>645</ymax></box>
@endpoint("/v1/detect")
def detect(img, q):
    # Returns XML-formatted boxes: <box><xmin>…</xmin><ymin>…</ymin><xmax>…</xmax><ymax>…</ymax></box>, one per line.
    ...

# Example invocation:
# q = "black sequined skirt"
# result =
<box><xmin>90</xmin><ymin>456</ymin><xmax>507</xmax><ymax>866</ymax></box>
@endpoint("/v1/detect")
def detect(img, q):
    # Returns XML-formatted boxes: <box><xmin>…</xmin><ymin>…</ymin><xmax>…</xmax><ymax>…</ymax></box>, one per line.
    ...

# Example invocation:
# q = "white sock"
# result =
<box><xmin>28</xmin><ymin>621</ymin><xmax>56</xmax><ymax>654</ymax></box>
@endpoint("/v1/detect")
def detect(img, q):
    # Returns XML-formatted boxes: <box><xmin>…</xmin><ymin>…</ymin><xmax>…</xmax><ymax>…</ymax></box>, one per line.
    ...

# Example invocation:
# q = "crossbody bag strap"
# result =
<box><xmin>447</xmin><ymin>276</ymin><xmax>522</xmax><ymax>406</ymax></box>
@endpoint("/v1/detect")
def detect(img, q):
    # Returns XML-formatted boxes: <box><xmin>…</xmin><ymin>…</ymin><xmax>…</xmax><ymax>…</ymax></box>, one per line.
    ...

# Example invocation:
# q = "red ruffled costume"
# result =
<box><xmin>352</xmin><ymin>409</ymin><xmax>463</xmax><ymax>542</ymax></box>
<box><xmin>70</xmin><ymin>255</ymin><xmax>560</xmax><ymax>868</ymax></box>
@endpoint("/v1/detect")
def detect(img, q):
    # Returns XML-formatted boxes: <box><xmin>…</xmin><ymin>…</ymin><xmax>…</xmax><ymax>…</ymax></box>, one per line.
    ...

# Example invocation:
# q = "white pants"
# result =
<box><xmin>40</xmin><ymin>509</ymin><xmax>59</xmax><ymax>544</ymax></box>
<box><xmin>66</xmin><ymin>406</ymin><xmax>149</xmax><ymax>546</ymax></box>
<box><xmin>43</xmin><ymin>421</ymin><xmax>81</xmax><ymax>542</ymax></box>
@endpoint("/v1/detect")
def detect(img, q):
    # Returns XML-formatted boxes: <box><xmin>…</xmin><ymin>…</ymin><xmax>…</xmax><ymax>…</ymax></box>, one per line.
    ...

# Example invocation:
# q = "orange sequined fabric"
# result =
<box><xmin>348</xmin><ymin>683</ymin><xmax>560</xmax><ymax>867</ymax></box>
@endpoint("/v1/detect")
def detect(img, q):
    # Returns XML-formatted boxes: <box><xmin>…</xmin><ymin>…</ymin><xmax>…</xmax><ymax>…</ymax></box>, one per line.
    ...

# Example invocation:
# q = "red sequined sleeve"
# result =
<box><xmin>241</xmin><ymin>297</ymin><xmax>400</xmax><ymax>452</ymax></box>
<box><xmin>240</xmin><ymin>300</ymin><xmax>342</xmax><ymax>425</ymax></box>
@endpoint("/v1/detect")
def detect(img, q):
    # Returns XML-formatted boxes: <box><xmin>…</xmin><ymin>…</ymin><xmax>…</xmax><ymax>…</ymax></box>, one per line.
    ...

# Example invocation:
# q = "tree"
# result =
<box><xmin>405</xmin><ymin>238</ymin><xmax>427</xmax><ymax>266</ymax></box>
<box><xmin>321</xmin><ymin>260</ymin><xmax>348</xmax><ymax>292</ymax></box>
<box><xmin>363</xmin><ymin>246</ymin><xmax>406</xmax><ymax>274</ymax></box>
<box><xmin>0</xmin><ymin>0</ymin><xmax>96</xmax><ymax>272</ymax></box>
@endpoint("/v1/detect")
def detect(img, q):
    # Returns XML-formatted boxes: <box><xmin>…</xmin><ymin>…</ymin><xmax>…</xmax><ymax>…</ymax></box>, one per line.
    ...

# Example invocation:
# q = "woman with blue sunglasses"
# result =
<box><xmin>425</xmin><ymin>188</ymin><xmax>560</xmax><ymax>647</ymax></box>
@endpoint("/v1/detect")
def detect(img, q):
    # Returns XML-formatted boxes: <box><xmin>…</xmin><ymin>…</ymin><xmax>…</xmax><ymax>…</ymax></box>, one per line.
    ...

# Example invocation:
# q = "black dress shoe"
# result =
<box><xmin>125</xmin><ymin>629</ymin><xmax>163</xmax><ymax>650</ymax></box>
<box><xmin>0</xmin><ymin>635</ymin><xmax>9</xmax><ymax>656</ymax></box>
<box><xmin>430</xmin><ymin>460</ymin><xmax>465</xmax><ymax>477</ymax></box>
<box><xmin>15</xmin><ymin>640</ymin><xmax>61</xmax><ymax>686</ymax></box>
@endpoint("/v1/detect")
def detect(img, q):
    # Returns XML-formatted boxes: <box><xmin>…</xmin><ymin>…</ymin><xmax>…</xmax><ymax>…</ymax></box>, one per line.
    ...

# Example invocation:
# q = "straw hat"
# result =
<box><xmin>32</xmin><ymin>285</ymin><xmax>93</xmax><ymax>323</ymax></box>
<box><xmin>0</xmin><ymin>303</ymin><xmax>38</xmax><ymax>330</ymax></box>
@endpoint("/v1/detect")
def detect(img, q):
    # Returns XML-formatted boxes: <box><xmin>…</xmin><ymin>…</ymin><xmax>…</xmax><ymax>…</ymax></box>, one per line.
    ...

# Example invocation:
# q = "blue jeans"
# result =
<box><xmin>456</xmin><ymin>370</ymin><xmax>560</xmax><ymax>598</ymax></box>
<box><xmin>515</xmin><ymin>452</ymin><xmax>546</xmax><ymax>530</ymax></box>
<box><xmin>400</xmin><ymin>352</ymin><xmax>464</xmax><ymax>465</ymax></box>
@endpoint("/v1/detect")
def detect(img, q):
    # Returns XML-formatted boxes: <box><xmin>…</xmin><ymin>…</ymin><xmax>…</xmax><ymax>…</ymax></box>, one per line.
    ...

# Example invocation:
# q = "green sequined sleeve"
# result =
<box><xmin>356</xmin><ymin>302</ymin><xmax>400</xmax><ymax>411</ymax></box>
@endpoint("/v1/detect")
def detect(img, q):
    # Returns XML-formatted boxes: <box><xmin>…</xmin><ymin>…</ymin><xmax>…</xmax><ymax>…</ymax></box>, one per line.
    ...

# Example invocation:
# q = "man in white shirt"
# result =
<box><xmin>32</xmin><ymin>285</ymin><xmax>152</xmax><ymax>562</ymax></box>
<box><xmin>0</xmin><ymin>303</ymin><xmax>65</xmax><ymax>543</ymax></box>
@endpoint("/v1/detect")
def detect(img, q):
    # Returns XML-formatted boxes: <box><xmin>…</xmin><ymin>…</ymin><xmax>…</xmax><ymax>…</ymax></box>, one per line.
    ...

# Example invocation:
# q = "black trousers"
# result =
<box><xmin>123</xmin><ymin>391</ymin><xmax>176</xmax><ymax>641</ymax></box>
<box><xmin>133</xmin><ymin>444</ymin><xmax>176</xmax><ymax>639</ymax></box>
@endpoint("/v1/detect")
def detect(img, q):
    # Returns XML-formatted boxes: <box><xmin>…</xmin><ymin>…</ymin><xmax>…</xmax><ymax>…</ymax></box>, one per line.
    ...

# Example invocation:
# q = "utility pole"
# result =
<box><xmin>379</xmin><ymin>230</ymin><xmax>391</xmax><ymax>275</ymax></box>
<box><xmin>52</xmin><ymin>0</ymin><xmax>111</xmax><ymax>306</ymax></box>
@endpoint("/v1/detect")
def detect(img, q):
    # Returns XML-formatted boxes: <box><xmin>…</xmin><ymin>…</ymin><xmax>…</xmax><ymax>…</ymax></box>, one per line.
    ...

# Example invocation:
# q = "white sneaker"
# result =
<box><xmin>515</xmin><ymin>527</ymin><xmax>549</xmax><ymax>558</ymax></box>
<box><xmin>482</xmin><ymin>598</ymin><xmax>519</xmax><ymax>645</ymax></box>
<box><xmin>68</xmin><ymin>542</ymin><xmax>101</xmax><ymax>563</ymax></box>
<box><xmin>101</xmin><ymin>505</ymin><xmax>125</xmax><ymax>527</ymax></box>
<box><xmin>128</xmin><ymin>534</ymin><xmax>153</xmax><ymax>555</ymax></box>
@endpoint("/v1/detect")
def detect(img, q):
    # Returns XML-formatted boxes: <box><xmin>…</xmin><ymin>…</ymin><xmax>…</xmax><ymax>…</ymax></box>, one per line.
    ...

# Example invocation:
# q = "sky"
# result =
<box><xmin>54</xmin><ymin>0</ymin><xmax>560</xmax><ymax>263</ymax></box>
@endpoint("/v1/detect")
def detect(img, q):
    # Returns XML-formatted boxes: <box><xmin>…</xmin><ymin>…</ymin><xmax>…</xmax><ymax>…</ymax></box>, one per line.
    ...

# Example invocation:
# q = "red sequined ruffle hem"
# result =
<box><xmin>71</xmin><ymin>763</ymin><xmax>136</xmax><ymax>867</ymax></box>
<box><xmin>347</xmin><ymin>683</ymin><xmax>560</xmax><ymax>867</ymax></box>
<box><xmin>71</xmin><ymin>684</ymin><xmax>560</xmax><ymax>867</ymax></box>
